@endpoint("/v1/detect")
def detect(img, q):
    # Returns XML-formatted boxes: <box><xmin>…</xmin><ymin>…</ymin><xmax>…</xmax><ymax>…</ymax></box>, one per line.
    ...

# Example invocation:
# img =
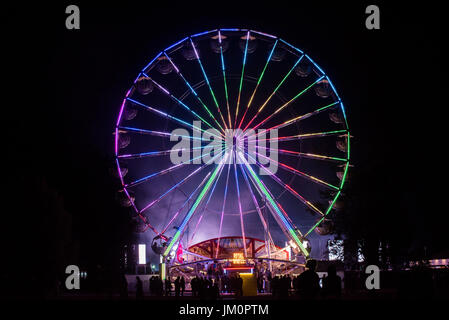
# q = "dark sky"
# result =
<box><xmin>2</xmin><ymin>1</ymin><xmax>448</xmax><ymax>263</ymax></box>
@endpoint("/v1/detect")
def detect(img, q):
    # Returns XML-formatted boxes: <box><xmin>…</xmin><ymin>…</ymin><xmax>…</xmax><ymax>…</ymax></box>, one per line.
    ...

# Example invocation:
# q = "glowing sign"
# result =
<box><xmin>138</xmin><ymin>244</ymin><xmax>146</xmax><ymax>265</ymax></box>
<box><xmin>176</xmin><ymin>243</ymin><xmax>184</xmax><ymax>263</ymax></box>
<box><xmin>231</xmin><ymin>252</ymin><xmax>245</xmax><ymax>265</ymax></box>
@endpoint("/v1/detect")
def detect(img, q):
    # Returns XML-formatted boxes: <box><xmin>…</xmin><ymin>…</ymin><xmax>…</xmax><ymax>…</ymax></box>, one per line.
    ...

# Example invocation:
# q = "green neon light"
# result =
<box><xmin>163</xmin><ymin>162</ymin><xmax>224</xmax><ymax>257</ymax></box>
<box><xmin>258</xmin><ymin>55</ymin><xmax>303</xmax><ymax>113</ymax></box>
<box><xmin>246</xmin><ymin>39</ymin><xmax>278</xmax><ymax>110</ymax></box>
<box><xmin>315</xmin><ymin>100</ymin><xmax>341</xmax><ymax>113</ymax></box>
<box><xmin>235</xmin><ymin>32</ymin><xmax>250</xmax><ymax>123</ymax></box>
<box><xmin>272</xmin><ymin>75</ymin><xmax>324</xmax><ymax>116</ymax></box>
<box><xmin>305</xmin><ymin>133</ymin><xmax>351</xmax><ymax>237</ymax></box>
<box><xmin>241</xmin><ymin>158</ymin><xmax>309</xmax><ymax>257</ymax></box>
<box><xmin>294</xmin><ymin>129</ymin><xmax>347</xmax><ymax>139</ymax></box>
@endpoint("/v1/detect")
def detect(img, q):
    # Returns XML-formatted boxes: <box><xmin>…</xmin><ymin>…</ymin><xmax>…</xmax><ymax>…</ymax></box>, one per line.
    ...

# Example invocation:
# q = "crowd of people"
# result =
<box><xmin>133</xmin><ymin>259</ymin><xmax>342</xmax><ymax>299</ymax></box>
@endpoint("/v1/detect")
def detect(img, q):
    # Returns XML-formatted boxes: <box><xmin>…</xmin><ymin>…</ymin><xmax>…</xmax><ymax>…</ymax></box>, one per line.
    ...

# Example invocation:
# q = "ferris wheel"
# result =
<box><xmin>114</xmin><ymin>28</ymin><xmax>350</xmax><ymax>260</ymax></box>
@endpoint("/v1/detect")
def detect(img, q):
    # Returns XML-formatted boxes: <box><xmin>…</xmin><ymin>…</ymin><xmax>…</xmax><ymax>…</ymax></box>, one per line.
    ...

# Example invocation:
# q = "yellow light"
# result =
<box><xmin>231</xmin><ymin>252</ymin><xmax>245</xmax><ymax>264</ymax></box>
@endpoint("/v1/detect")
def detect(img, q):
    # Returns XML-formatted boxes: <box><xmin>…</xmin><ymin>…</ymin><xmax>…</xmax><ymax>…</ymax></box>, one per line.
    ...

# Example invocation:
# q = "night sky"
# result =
<box><xmin>2</xmin><ymin>1</ymin><xmax>447</xmax><ymax>270</ymax></box>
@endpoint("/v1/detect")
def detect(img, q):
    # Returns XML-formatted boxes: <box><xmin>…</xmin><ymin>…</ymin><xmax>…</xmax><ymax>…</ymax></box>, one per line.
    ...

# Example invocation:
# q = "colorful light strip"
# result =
<box><xmin>160</xmin><ymin>168</ymin><xmax>214</xmax><ymax>235</ymax></box>
<box><xmin>279</xmin><ymin>38</ymin><xmax>304</xmax><ymax>54</ymax></box>
<box><xmin>164</xmin><ymin>37</ymin><xmax>188</xmax><ymax>52</ymax></box>
<box><xmin>252</xmin><ymin>75</ymin><xmax>325</xmax><ymax>131</ymax></box>
<box><xmin>244</xmin><ymin>151</ymin><xmax>325</xmax><ymax>217</ymax></box>
<box><xmin>189</xmin><ymin>38</ymin><xmax>228</xmax><ymax>130</ymax></box>
<box><xmin>273</xmin><ymin>100</ymin><xmax>340</xmax><ymax>130</ymax></box>
<box><xmin>255</xmin><ymin>152</ymin><xmax>339</xmax><ymax>191</ymax></box>
<box><xmin>218</xmin><ymin>30</ymin><xmax>232</xmax><ymax>129</ymax></box>
<box><xmin>234</xmin><ymin>31</ymin><xmax>250</xmax><ymax>128</ymax></box>
<box><xmin>239</xmin><ymin>162</ymin><xmax>274</xmax><ymax>244</ymax></box>
<box><xmin>139</xmin><ymin>150</ymin><xmax>224</xmax><ymax>214</ymax></box>
<box><xmin>126</xmin><ymin>147</ymin><xmax>222</xmax><ymax>189</ymax></box>
<box><xmin>163</xmin><ymin>156</ymin><xmax>227</xmax><ymax>257</ymax></box>
<box><xmin>258</xmin><ymin>129</ymin><xmax>348</xmax><ymax>143</ymax></box>
<box><xmin>239</xmin><ymin>100</ymin><xmax>340</xmax><ymax>144</ymax></box>
<box><xmin>118</xmin><ymin>146</ymin><xmax>206</xmax><ymax>160</ymax></box>
<box><xmin>242</xmin><ymin>55</ymin><xmax>305</xmax><ymax>132</ymax></box>
<box><xmin>126</xmin><ymin>98</ymin><xmax>222</xmax><ymax>140</ymax></box>
<box><xmin>216</xmin><ymin>164</ymin><xmax>231</xmax><ymax>258</ymax></box>
<box><xmin>238</xmin><ymin>39</ymin><xmax>278</xmax><ymax>129</ymax></box>
<box><xmin>304</xmin><ymin>144</ymin><xmax>350</xmax><ymax>237</ymax></box>
<box><xmin>163</xmin><ymin>53</ymin><xmax>225</xmax><ymax>133</ymax></box>
<box><xmin>189</xmin><ymin>161</ymin><xmax>226</xmax><ymax>245</ymax></box>
<box><xmin>141</xmin><ymin>52</ymin><xmax>163</xmax><ymax>74</ymax></box>
<box><xmin>233</xmin><ymin>160</ymin><xmax>248</xmax><ymax>257</ymax></box>
<box><xmin>255</xmin><ymin>146</ymin><xmax>347</xmax><ymax>163</ymax></box>
<box><xmin>142</xmin><ymin>73</ymin><xmax>218</xmax><ymax>132</ymax></box>
<box><xmin>118</xmin><ymin>126</ymin><xmax>203</xmax><ymax>141</ymax></box>
<box><xmin>191</xmin><ymin>29</ymin><xmax>218</xmax><ymax>38</ymax></box>
<box><xmin>189</xmin><ymin>159</ymin><xmax>223</xmax><ymax>246</ymax></box>
<box><xmin>238</xmin><ymin>152</ymin><xmax>309</xmax><ymax>257</ymax></box>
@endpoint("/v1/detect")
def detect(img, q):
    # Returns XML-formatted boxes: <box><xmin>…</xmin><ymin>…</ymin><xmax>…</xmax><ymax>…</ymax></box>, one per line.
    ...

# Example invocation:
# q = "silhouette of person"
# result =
<box><xmin>212</xmin><ymin>282</ymin><xmax>220</xmax><ymax>300</ymax></box>
<box><xmin>174</xmin><ymin>276</ymin><xmax>181</xmax><ymax>297</ymax></box>
<box><xmin>297</xmin><ymin>259</ymin><xmax>320</xmax><ymax>299</ymax></box>
<box><xmin>191</xmin><ymin>276</ymin><xmax>198</xmax><ymax>297</ymax></box>
<box><xmin>237</xmin><ymin>275</ymin><xmax>243</xmax><ymax>296</ymax></box>
<box><xmin>135</xmin><ymin>276</ymin><xmax>143</xmax><ymax>299</ymax></box>
<box><xmin>322</xmin><ymin>264</ymin><xmax>341</xmax><ymax>299</ymax></box>
<box><xmin>180</xmin><ymin>276</ymin><xmax>185</xmax><ymax>296</ymax></box>
<box><xmin>119</xmin><ymin>273</ymin><xmax>128</xmax><ymax>298</ymax></box>
<box><xmin>165</xmin><ymin>277</ymin><xmax>172</xmax><ymax>296</ymax></box>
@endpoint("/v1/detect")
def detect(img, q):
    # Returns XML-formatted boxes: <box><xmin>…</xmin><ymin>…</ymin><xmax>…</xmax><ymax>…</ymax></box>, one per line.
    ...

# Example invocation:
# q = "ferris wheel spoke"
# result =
<box><xmin>304</xmin><ymin>162</ymin><xmax>349</xmax><ymax>237</ymax></box>
<box><xmin>257</xmin><ymin>100</ymin><xmax>341</xmax><ymax>136</ymax></box>
<box><xmin>215</xmin><ymin>164</ymin><xmax>231</xmax><ymax>258</ymax></box>
<box><xmin>118</xmin><ymin>126</ymin><xmax>179</xmax><ymax>138</ymax></box>
<box><xmin>189</xmin><ymin>161</ymin><xmax>226</xmax><ymax>248</ymax></box>
<box><xmin>163</xmin><ymin>155</ymin><xmax>229</xmax><ymax>257</ymax></box>
<box><xmin>238</xmin><ymin>39</ymin><xmax>279</xmax><ymax>130</ymax></box>
<box><xmin>259</xmin><ymin>129</ymin><xmax>348</xmax><ymax>143</ymax></box>
<box><xmin>242</xmin><ymin>54</ymin><xmax>305</xmax><ymax>132</ymax></box>
<box><xmin>255</xmin><ymin>145</ymin><xmax>347</xmax><ymax>163</ymax></box>
<box><xmin>239</xmin><ymin>162</ymin><xmax>275</xmax><ymax>246</ymax></box>
<box><xmin>251</xmin><ymin>75</ymin><xmax>325</xmax><ymax>131</ymax></box>
<box><xmin>160</xmin><ymin>166</ymin><xmax>217</xmax><ymax>235</ymax></box>
<box><xmin>142</xmin><ymin>74</ymin><xmax>221</xmax><ymax>134</ymax></box>
<box><xmin>126</xmin><ymin>98</ymin><xmax>222</xmax><ymax>140</ymax></box>
<box><xmin>126</xmin><ymin>147</ymin><xmax>223</xmax><ymax>189</ymax></box>
<box><xmin>163</xmin><ymin>53</ymin><xmax>226</xmax><ymax>133</ymax></box>
<box><xmin>243</xmin><ymin>149</ymin><xmax>325</xmax><ymax>217</ymax></box>
<box><xmin>217</xmin><ymin>30</ymin><xmax>232</xmax><ymax>129</ymax></box>
<box><xmin>304</xmin><ymin>191</ymin><xmax>343</xmax><ymax>238</ymax></box>
<box><xmin>120</xmin><ymin>187</ymin><xmax>165</xmax><ymax>237</ymax></box>
<box><xmin>137</xmin><ymin>212</ymin><xmax>162</xmax><ymax>236</ymax></box>
<box><xmin>237</xmin><ymin>152</ymin><xmax>309</xmax><ymax>257</ymax></box>
<box><xmin>238</xmin><ymin>150</ymin><xmax>297</xmax><ymax>229</ymax></box>
<box><xmin>138</xmin><ymin>149</ymin><xmax>225</xmax><ymax>214</ymax></box>
<box><xmin>233</xmin><ymin>160</ymin><xmax>248</xmax><ymax>257</ymax></box>
<box><xmin>234</xmin><ymin>31</ymin><xmax>250</xmax><ymax>128</ymax></box>
<box><xmin>254</xmin><ymin>151</ymin><xmax>340</xmax><ymax>191</ymax></box>
<box><xmin>189</xmin><ymin>38</ymin><xmax>228</xmax><ymax>131</ymax></box>
<box><xmin>237</xmin><ymin>100</ymin><xmax>341</xmax><ymax>143</ymax></box>
<box><xmin>118</xmin><ymin>146</ymin><xmax>206</xmax><ymax>160</ymax></box>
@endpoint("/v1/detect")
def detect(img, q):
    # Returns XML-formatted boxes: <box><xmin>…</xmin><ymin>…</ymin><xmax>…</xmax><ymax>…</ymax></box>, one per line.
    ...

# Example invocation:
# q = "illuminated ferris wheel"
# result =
<box><xmin>114</xmin><ymin>28</ymin><xmax>350</xmax><ymax>262</ymax></box>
